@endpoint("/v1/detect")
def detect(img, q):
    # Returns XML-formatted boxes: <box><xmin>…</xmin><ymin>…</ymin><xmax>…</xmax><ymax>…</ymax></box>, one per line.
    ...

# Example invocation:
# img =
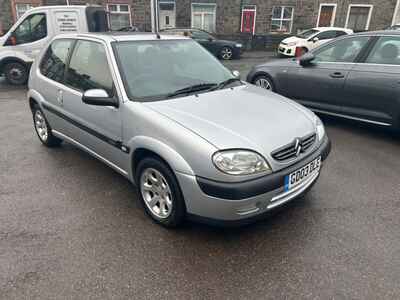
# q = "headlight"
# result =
<box><xmin>287</xmin><ymin>42</ymin><xmax>297</xmax><ymax>47</ymax></box>
<box><xmin>235</xmin><ymin>43</ymin><xmax>243</xmax><ymax>48</ymax></box>
<box><xmin>213</xmin><ymin>150</ymin><xmax>271</xmax><ymax>175</ymax></box>
<box><xmin>315</xmin><ymin>116</ymin><xmax>325</xmax><ymax>141</ymax></box>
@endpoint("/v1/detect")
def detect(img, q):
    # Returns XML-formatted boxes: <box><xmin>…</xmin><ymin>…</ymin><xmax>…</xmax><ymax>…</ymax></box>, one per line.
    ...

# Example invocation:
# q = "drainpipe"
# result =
<box><xmin>151</xmin><ymin>0</ymin><xmax>159</xmax><ymax>32</ymax></box>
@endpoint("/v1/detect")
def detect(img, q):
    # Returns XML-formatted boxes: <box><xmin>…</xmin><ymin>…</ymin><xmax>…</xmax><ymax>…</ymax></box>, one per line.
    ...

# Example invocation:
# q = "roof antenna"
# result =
<box><xmin>156</xmin><ymin>32</ymin><xmax>161</xmax><ymax>39</ymax></box>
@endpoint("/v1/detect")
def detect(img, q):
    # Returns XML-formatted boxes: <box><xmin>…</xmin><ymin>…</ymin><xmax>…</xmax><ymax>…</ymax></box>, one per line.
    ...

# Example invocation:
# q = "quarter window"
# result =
<box><xmin>315</xmin><ymin>30</ymin><xmax>337</xmax><ymax>41</ymax></box>
<box><xmin>365</xmin><ymin>36</ymin><xmax>400</xmax><ymax>65</ymax></box>
<box><xmin>65</xmin><ymin>40</ymin><xmax>114</xmax><ymax>95</ymax></box>
<box><xmin>107</xmin><ymin>4</ymin><xmax>131</xmax><ymax>31</ymax></box>
<box><xmin>313</xmin><ymin>36</ymin><xmax>370</xmax><ymax>63</ymax></box>
<box><xmin>271</xmin><ymin>6</ymin><xmax>294</xmax><ymax>33</ymax></box>
<box><xmin>8</xmin><ymin>13</ymin><xmax>47</xmax><ymax>45</ymax></box>
<box><xmin>40</xmin><ymin>39</ymin><xmax>73</xmax><ymax>83</ymax></box>
<box><xmin>192</xmin><ymin>4</ymin><xmax>216</xmax><ymax>32</ymax></box>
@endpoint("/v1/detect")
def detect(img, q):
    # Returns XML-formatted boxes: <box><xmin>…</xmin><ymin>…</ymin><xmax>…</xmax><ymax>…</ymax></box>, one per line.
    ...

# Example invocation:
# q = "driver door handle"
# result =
<box><xmin>329</xmin><ymin>72</ymin><xmax>345</xmax><ymax>79</ymax></box>
<box><xmin>56</xmin><ymin>90</ymin><xmax>63</xmax><ymax>105</ymax></box>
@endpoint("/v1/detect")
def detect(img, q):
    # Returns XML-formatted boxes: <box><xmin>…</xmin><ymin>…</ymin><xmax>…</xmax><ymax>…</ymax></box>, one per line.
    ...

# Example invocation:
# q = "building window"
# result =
<box><xmin>191</xmin><ymin>4</ymin><xmax>216</xmax><ymax>33</ymax></box>
<box><xmin>107</xmin><ymin>4</ymin><xmax>131</xmax><ymax>31</ymax></box>
<box><xmin>241</xmin><ymin>5</ymin><xmax>256</xmax><ymax>35</ymax></box>
<box><xmin>345</xmin><ymin>5</ymin><xmax>373</xmax><ymax>32</ymax></box>
<box><xmin>16</xmin><ymin>3</ymin><xmax>34</xmax><ymax>20</ymax></box>
<box><xmin>271</xmin><ymin>6</ymin><xmax>294</xmax><ymax>33</ymax></box>
<box><xmin>317</xmin><ymin>4</ymin><xmax>337</xmax><ymax>27</ymax></box>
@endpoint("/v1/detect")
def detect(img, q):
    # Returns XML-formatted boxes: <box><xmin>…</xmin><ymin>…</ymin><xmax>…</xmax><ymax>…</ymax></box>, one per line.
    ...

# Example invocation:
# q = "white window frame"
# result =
<box><xmin>15</xmin><ymin>3</ymin><xmax>34</xmax><ymax>20</ymax></box>
<box><xmin>345</xmin><ymin>4</ymin><xmax>373</xmax><ymax>31</ymax></box>
<box><xmin>392</xmin><ymin>0</ymin><xmax>400</xmax><ymax>25</ymax></box>
<box><xmin>191</xmin><ymin>3</ymin><xmax>217</xmax><ymax>33</ymax></box>
<box><xmin>317</xmin><ymin>3</ymin><xmax>337</xmax><ymax>27</ymax></box>
<box><xmin>107</xmin><ymin>4</ymin><xmax>132</xmax><ymax>29</ymax></box>
<box><xmin>271</xmin><ymin>6</ymin><xmax>294</xmax><ymax>33</ymax></box>
<box><xmin>241</xmin><ymin>5</ymin><xmax>257</xmax><ymax>35</ymax></box>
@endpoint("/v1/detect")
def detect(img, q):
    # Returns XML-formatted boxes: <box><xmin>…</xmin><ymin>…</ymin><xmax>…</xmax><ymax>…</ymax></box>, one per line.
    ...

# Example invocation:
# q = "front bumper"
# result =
<box><xmin>176</xmin><ymin>136</ymin><xmax>331</xmax><ymax>226</ymax></box>
<box><xmin>277</xmin><ymin>44</ymin><xmax>296</xmax><ymax>57</ymax></box>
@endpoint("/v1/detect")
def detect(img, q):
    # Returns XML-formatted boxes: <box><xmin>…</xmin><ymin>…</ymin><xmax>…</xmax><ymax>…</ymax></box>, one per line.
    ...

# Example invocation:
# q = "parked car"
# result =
<box><xmin>161</xmin><ymin>28</ymin><xmax>243</xmax><ymax>60</ymax></box>
<box><xmin>117</xmin><ymin>25</ymin><xmax>140</xmax><ymax>32</ymax></box>
<box><xmin>0</xmin><ymin>5</ymin><xmax>109</xmax><ymax>85</ymax></box>
<box><xmin>28</xmin><ymin>32</ymin><xmax>330</xmax><ymax>227</ymax></box>
<box><xmin>277</xmin><ymin>27</ymin><xmax>353</xmax><ymax>57</ymax></box>
<box><xmin>247</xmin><ymin>31</ymin><xmax>400</xmax><ymax>129</ymax></box>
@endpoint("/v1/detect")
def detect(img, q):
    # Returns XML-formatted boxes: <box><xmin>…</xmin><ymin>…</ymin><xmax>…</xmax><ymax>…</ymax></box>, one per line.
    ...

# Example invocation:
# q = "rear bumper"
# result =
<box><xmin>176</xmin><ymin>136</ymin><xmax>331</xmax><ymax>226</ymax></box>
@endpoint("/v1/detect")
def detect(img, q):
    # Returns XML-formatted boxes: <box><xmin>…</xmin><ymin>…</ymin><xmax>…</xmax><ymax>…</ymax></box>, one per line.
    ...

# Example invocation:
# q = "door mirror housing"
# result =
<box><xmin>312</xmin><ymin>37</ymin><xmax>319</xmax><ymax>43</ymax></box>
<box><xmin>5</xmin><ymin>34</ymin><xmax>17</xmax><ymax>46</ymax></box>
<box><xmin>232</xmin><ymin>70</ymin><xmax>240</xmax><ymax>78</ymax></box>
<box><xmin>208</xmin><ymin>37</ymin><xmax>214</xmax><ymax>42</ymax></box>
<box><xmin>82</xmin><ymin>89</ymin><xmax>118</xmax><ymax>107</ymax></box>
<box><xmin>299</xmin><ymin>52</ymin><xmax>315</xmax><ymax>66</ymax></box>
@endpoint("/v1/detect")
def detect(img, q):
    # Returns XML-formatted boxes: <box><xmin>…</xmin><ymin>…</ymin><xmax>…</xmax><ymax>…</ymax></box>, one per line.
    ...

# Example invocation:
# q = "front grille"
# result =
<box><xmin>271</xmin><ymin>133</ymin><xmax>316</xmax><ymax>162</ymax></box>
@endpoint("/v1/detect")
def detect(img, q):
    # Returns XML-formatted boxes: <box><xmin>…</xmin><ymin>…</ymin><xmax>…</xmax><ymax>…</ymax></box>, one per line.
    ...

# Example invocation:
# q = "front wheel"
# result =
<box><xmin>136</xmin><ymin>157</ymin><xmax>186</xmax><ymax>227</ymax></box>
<box><xmin>253</xmin><ymin>75</ymin><xmax>275</xmax><ymax>91</ymax></box>
<box><xmin>4</xmin><ymin>62</ymin><xmax>29</xmax><ymax>85</ymax></box>
<box><xmin>32</xmin><ymin>105</ymin><xmax>62</xmax><ymax>147</ymax></box>
<box><xmin>220</xmin><ymin>46</ymin><xmax>233</xmax><ymax>60</ymax></box>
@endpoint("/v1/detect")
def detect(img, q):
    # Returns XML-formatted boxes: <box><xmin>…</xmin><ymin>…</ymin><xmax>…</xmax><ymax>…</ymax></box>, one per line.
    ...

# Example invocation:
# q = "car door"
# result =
<box><xmin>4</xmin><ymin>11</ymin><xmax>51</xmax><ymax>61</ymax></box>
<box><xmin>286</xmin><ymin>35</ymin><xmax>371</xmax><ymax>113</ymax></box>
<box><xmin>342</xmin><ymin>35</ymin><xmax>400</xmax><ymax>126</ymax></box>
<box><xmin>37</xmin><ymin>38</ymin><xmax>75</xmax><ymax>131</ymax></box>
<box><xmin>62</xmin><ymin>38</ymin><xmax>125</xmax><ymax>169</ymax></box>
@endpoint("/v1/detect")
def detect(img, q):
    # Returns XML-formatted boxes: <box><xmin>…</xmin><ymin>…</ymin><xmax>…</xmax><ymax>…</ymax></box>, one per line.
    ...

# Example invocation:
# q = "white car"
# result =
<box><xmin>278</xmin><ymin>27</ymin><xmax>353</xmax><ymax>57</ymax></box>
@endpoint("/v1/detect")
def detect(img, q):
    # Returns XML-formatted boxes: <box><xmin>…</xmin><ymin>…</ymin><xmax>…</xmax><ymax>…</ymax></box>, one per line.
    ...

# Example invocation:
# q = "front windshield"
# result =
<box><xmin>113</xmin><ymin>39</ymin><xmax>235</xmax><ymax>101</ymax></box>
<box><xmin>296</xmin><ymin>29</ymin><xmax>319</xmax><ymax>39</ymax></box>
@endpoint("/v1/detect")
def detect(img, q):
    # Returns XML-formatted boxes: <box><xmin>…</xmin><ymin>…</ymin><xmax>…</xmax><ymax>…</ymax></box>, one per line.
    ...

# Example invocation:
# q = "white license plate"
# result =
<box><xmin>284</xmin><ymin>157</ymin><xmax>321</xmax><ymax>192</ymax></box>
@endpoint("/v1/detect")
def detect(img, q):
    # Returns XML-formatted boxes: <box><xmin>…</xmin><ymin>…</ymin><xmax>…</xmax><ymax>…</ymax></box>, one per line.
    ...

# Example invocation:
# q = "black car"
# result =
<box><xmin>247</xmin><ymin>31</ymin><xmax>400</xmax><ymax>129</ymax></box>
<box><xmin>161</xmin><ymin>28</ymin><xmax>243</xmax><ymax>60</ymax></box>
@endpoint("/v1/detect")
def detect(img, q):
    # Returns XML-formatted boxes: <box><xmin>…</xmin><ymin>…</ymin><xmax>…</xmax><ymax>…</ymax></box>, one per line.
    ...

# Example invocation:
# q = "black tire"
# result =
<box><xmin>253</xmin><ymin>74</ymin><xmax>275</xmax><ymax>92</ymax></box>
<box><xmin>4</xmin><ymin>62</ymin><xmax>29</xmax><ymax>85</ymax></box>
<box><xmin>220</xmin><ymin>46</ymin><xmax>234</xmax><ymax>60</ymax></box>
<box><xmin>32</xmin><ymin>105</ymin><xmax>62</xmax><ymax>147</ymax></box>
<box><xmin>136</xmin><ymin>157</ymin><xmax>186</xmax><ymax>228</ymax></box>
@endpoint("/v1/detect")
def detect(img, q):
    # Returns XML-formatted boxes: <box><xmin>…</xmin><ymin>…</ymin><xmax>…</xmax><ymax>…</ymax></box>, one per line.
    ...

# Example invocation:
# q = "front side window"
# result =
<box><xmin>296</xmin><ymin>29</ymin><xmax>319</xmax><ymax>39</ymax></box>
<box><xmin>313</xmin><ymin>36</ymin><xmax>370</xmax><ymax>63</ymax></box>
<box><xmin>15</xmin><ymin>3</ymin><xmax>34</xmax><ymax>19</ymax></box>
<box><xmin>113</xmin><ymin>40</ymin><xmax>234</xmax><ymax>101</ymax></box>
<box><xmin>107</xmin><ymin>4</ymin><xmax>131</xmax><ymax>30</ymax></box>
<box><xmin>40</xmin><ymin>39</ymin><xmax>73</xmax><ymax>83</ymax></box>
<box><xmin>192</xmin><ymin>4</ymin><xmax>216</xmax><ymax>32</ymax></box>
<box><xmin>10</xmin><ymin>13</ymin><xmax>47</xmax><ymax>45</ymax></box>
<box><xmin>65</xmin><ymin>40</ymin><xmax>114</xmax><ymax>95</ymax></box>
<box><xmin>271</xmin><ymin>6</ymin><xmax>293</xmax><ymax>33</ymax></box>
<box><xmin>365</xmin><ymin>36</ymin><xmax>400</xmax><ymax>65</ymax></box>
<box><xmin>315</xmin><ymin>30</ymin><xmax>338</xmax><ymax>40</ymax></box>
<box><xmin>191</xmin><ymin>29</ymin><xmax>212</xmax><ymax>40</ymax></box>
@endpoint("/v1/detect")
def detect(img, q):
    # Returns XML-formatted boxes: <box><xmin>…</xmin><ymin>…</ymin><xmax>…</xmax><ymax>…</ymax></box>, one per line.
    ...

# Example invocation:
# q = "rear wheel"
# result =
<box><xmin>253</xmin><ymin>75</ymin><xmax>275</xmax><ymax>91</ymax></box>
<box><xmin>136</xmin><ymin>157</ymin><xmax>186</xmax><ymax>227</ymax></box>
<box><xmin>32</xmin><ymin>105</ymin><xmax>62</xmax><ymax>147</ymax></box>
<box><xmin>4</xmin><ymin>62</ymin><xmax>29</xmax><ymax>85</ymax></box>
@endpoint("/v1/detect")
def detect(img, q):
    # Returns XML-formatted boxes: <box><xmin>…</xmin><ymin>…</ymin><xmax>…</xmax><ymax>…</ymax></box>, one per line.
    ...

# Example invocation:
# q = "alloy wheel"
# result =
<box><xmin>255</xmin><ymin>78</ymin><xmax>272</xmax><ymax>90</ymax></box>
<box><xmin>140</xmin><ymin>168</ymin><xmax>173</xmax><ymax>219</ymax></box>
<box><xmin>34</xmin><ymin>110</ymin><xmax>48</xmax><ymax>142</ymax></box>
<box><xmin>221</xmin><ymin>47</ymin><xmax>233</xmax><ymax>60</ymax></box>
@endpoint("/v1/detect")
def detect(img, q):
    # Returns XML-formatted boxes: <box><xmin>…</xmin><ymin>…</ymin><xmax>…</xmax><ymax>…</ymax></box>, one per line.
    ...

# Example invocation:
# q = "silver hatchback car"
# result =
<box><xmin>28</xmin><ymin>32</ymin><xmax>330</xmax><ymax>227</ymax></box>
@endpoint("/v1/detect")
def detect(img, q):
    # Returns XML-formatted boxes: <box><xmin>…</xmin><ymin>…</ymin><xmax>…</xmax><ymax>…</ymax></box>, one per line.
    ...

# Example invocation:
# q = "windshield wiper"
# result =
<box><xmin>211</xmin><ymin>78</ymin><xmax>242</xmax><ymax>91</ymax></box>
<box><xmin>167</xmin><ymin>83</ymin><xmax>218</xmax><ymax>98</ymax></box>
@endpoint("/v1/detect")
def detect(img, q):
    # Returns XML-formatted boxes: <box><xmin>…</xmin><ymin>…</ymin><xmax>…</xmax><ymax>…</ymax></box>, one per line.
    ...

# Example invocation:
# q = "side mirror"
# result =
<box><xmin>232</xmin><ymin>70</ymin><xmax>240</xmax><ymax>78</ymax></box>
<box><xmin>82</xmin><ymin>89</ymin><xmax>118</xmax><ymax>107</ymax></box>
<box><xmin>312</xmin><ymin>37</ymin><xmax>319</xmax><ymax>43</ymax></box>
<box><xmin>299</xmin><ymin>52</ymin><xmax>315</xmax><ymax>67</ymax></box>
<box><xmin>5</xmin><ymin>34</ymin><xmax>17</xmax><ymax>46</ymax></box>
<box><xmin>208</xmin><ymin>37</ymin><xmax>214</xmax><ymax>42</ymax></box>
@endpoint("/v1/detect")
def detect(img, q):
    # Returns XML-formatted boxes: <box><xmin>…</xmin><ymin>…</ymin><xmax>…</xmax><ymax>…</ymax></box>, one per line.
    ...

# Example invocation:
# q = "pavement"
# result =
<box><xmin>1</xmin><ymin>53</ymin><xmax>400</xmax><ymax>299</ymax></box>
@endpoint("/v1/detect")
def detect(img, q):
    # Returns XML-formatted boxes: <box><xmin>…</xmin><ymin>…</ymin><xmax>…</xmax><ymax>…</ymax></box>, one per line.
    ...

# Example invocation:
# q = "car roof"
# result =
<box><xmin>352</xmin><ymin>30</ymin><xmax>400</xmax><ymax>36</ymax></box>
<box><xmin>27</xmin><ymin>5</ymin><xmax>93</xmax><ymax>12</ymax></box>
<box><xmin>55</xmin><ymin>32</ymin><xmax>190</xmax><ymax>43</ymax></box>
<box><xmin>313</xmin><ymin>27</ymin><xmax>352</xmax><ymax>31</ymax></box>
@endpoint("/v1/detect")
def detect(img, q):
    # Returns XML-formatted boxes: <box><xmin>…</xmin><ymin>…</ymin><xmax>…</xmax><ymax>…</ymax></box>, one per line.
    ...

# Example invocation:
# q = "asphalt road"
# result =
<box><xmin>1</xmin><ymin>55</ymin><xmax>400</xmax><ymax>299</ymax></box>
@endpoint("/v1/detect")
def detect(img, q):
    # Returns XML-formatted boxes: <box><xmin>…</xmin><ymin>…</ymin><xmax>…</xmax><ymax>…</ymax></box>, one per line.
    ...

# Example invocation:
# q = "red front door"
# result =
<box><xmin>241</xmin><ymin>10</ymin><xmax>255</xmax><ymax>34</ymax></box>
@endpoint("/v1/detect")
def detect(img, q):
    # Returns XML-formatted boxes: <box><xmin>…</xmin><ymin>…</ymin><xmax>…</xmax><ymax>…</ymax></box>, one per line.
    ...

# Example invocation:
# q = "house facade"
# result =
<box><xmin>1</xmin><ymin>0</ymin><xmax>400</xmax><ymax>37</ymax></box>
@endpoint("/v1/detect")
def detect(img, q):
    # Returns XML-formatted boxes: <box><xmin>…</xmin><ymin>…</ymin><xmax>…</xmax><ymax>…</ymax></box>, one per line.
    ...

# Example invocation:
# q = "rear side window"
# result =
<box><xmin>9</xmin><ymin>13</ymin><xmax>47</xmax><ymax>45</ymax></box>
<box><xmin>315</xmin><ymin>30</ymin><xmax>337</xmax><ymax>40</ymax></box>
<box><xmin>365</xmin><ymin>36</ymin><xmax>400</xmax><ymax>65</ymax></box>
<box><xmin>65</xmin><ymin>40</ymin><xmax>114</xmax><ymax>95</ymax></box>
<box><xmin>40</xmin><ymin>39</ymin><xmax>73</xmax><ymax>83</ymax></box>
<box><xmin>335</xmin><ymin>31</ymin><xmax>348</xmax><ymax>37</ymax></box>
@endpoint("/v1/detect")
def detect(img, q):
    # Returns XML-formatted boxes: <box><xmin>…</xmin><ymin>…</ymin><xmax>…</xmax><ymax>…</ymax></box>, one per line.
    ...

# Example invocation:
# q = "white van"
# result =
<box><xmin>0</xmin><ymin>5</ymin><xmax>108</xmax><ymax>85</ymax></box>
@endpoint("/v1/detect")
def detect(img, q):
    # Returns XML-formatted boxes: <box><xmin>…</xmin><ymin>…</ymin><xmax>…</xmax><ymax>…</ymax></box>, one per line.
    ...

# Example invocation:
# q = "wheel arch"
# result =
<box><xmin>0</xmin><ymin>56</ymin><xmax>30</xmax><ymax>74</ymax></box>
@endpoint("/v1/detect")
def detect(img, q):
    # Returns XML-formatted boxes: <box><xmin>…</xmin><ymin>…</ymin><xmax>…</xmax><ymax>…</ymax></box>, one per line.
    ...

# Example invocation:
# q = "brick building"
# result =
<box><xmin>1</xmin><ymin>0</ymin><xmax>400</xmax><ymax>37</ymax></box>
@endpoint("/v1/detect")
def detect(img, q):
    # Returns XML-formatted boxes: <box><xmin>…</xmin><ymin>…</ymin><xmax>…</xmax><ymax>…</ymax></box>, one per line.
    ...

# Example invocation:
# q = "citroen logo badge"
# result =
<box><xmin>294</xmin><ymin>138</ymin><xmax>302</xmax><ymax>157</ymax></box>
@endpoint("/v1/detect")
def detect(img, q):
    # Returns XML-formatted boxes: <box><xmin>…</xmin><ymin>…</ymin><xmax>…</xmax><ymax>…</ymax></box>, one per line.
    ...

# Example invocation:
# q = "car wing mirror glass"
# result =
<box><xmin>82</xmin><ymin>89</ymin><xmax>118</xmax><ymax>107</ymax></box>
<box><xmin>299</xmin><ymin>52</ymin><xmax>315</xmax><ymax>66</ymax></box>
